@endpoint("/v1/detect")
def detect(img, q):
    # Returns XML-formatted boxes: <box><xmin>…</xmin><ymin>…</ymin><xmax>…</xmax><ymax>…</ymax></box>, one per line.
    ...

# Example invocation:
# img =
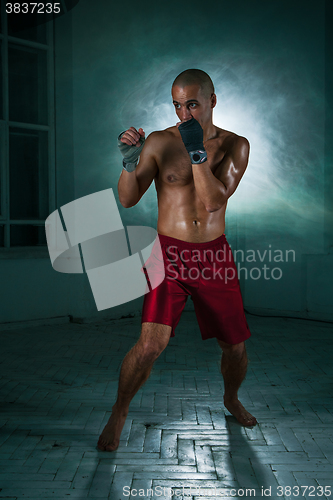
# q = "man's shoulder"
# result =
<box><xmin>216</xmin><ymin>127</ymin><xmax>249</xmax><ymax>153</ymax></box>
<box><xmin>144</xmin><ymin>127</ymin><xmax>177</xmax><ymax>152</ymax></box>
<box><xmin>147</xmin><ymin>126</ymin><xmax>177</xmax><ymax>141</ymax></box>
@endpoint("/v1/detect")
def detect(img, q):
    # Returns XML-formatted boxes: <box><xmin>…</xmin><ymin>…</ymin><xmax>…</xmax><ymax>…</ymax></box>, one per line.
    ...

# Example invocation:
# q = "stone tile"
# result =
<box><xmin>0</xmin><ymin>313</ymin><xmax>332</xmax><ymax>499</ymax></box>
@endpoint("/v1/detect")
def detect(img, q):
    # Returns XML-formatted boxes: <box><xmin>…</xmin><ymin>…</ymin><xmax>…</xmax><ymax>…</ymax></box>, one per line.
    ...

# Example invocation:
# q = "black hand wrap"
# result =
<box><xmin>178</xmin><ymin>118</ymin><xmax>205</xmax><ymax>152</ymax></box>
<box><xmin>178</xmin><ymin>118</ymin><xmax>207</xmax><ymax>164</ymax></box>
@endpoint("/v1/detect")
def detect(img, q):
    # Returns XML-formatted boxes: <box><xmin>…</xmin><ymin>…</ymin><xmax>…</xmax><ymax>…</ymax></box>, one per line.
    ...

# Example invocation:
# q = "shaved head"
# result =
<box><xmin>172</xmin><ymin>69</ymin><xmax>215</xmax><ymax>99</ymax></box>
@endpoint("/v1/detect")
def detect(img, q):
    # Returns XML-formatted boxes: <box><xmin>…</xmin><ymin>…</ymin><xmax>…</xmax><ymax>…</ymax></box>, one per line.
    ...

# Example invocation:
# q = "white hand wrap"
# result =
<box><xmin>117</xmin><ymin>131</ymin><xmax>145</xmax><ymax>171</ymax></box>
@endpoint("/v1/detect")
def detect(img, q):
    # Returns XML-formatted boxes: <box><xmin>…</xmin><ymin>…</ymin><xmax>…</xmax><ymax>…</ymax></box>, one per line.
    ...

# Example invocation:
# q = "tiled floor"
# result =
<box><xmin>0</xmin><ymin>311</ymin><xmax>332</xmax><ymax>499</ymax></box>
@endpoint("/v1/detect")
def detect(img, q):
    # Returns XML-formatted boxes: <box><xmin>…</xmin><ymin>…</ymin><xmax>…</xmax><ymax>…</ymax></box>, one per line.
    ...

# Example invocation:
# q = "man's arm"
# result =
<box><xmin>118</xmin><ymin>132</ymin><xmax>159</xmax><ymax>208</ymax></box>
<box><xmin>192</xmin><ymin>136</ymin><xmax>250</xmax><ymax>212</ymax></box>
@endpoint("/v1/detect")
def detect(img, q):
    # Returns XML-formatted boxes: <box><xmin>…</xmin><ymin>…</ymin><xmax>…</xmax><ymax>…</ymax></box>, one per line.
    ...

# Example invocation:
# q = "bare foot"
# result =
<box><xmin>224</xmin><ymin>397</ymin><xmax>257</xmax><ymax>427</ymax></box>
<box><xmin>97</xmin><ymin>404</ymin><xmax>128</xmax><ymax>451</ymax></box>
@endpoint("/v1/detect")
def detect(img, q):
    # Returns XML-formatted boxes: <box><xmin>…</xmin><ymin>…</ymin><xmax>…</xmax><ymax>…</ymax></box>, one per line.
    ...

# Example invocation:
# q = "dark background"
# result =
<box><xmin>0</xmin><ymin>0</ymin><xmax>332</xmax><ymax>324</ymax></box>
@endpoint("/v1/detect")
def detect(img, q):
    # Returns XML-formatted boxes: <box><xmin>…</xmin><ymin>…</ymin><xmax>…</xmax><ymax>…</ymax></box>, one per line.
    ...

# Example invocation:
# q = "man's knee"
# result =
<box><xmin>136</xmin><ymin>322</ymin><xmax>171</xmax><ymax>364</ymax></box>
<box><xmin>217</xmin><ymin>339</ymin><xmax>246</xmax><ymax>360</ymax></box>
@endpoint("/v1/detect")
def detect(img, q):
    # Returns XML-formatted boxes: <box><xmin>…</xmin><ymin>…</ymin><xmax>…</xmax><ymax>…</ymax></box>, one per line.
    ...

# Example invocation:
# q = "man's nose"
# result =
<box><xmin>180</xmin><ymin>107</ymin><xmax>192</xmax><ymax>121</ymax></box>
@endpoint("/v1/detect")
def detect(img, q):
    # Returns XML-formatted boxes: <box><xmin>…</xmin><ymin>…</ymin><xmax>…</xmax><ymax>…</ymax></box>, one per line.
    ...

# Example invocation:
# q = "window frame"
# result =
<box><xmin>0</xmin><ymin>4</ymin><xmax>55</xmax><ymax>254</ymax></box>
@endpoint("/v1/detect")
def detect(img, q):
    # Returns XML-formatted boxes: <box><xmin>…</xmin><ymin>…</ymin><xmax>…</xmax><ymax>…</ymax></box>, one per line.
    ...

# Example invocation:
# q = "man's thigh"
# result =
<box><xmin>141</xmin><ymin>276</ymin><xmax>189</xmax><ymax>339</ymax></box>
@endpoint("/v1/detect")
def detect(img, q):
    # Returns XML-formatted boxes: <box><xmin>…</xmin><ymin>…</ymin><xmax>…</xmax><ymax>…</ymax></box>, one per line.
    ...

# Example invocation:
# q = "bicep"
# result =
<box><xmin>215</xmin><ymin>136</ymin><xmax>250</xmax><ymax>198</ymax></box>
<box><xmin>135</xmin><ymin>133</ymin><xmax>159</xmax><ymax>199</ymax></box>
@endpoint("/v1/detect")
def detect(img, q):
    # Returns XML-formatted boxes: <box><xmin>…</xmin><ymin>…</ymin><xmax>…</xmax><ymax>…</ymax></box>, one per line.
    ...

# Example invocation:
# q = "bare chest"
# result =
<box><xmin>156</xmin><ymin>139</ymin><xmax>225</xmax><ymax>186</ymax></box>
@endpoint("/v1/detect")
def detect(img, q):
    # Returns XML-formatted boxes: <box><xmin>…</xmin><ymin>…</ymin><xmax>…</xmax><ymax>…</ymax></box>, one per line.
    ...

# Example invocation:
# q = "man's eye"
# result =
<box><xmin>189</xmin><ymin>103</ymin><xmax>196</xmax><ymax>108</ymax></box>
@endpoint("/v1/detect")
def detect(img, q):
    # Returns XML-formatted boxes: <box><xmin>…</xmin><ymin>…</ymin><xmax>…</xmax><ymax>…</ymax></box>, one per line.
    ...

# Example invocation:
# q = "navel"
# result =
<box><xmin>193</xmin><ymin>220</ymin><xmax>197</xmax><ymax>225</ymax></box>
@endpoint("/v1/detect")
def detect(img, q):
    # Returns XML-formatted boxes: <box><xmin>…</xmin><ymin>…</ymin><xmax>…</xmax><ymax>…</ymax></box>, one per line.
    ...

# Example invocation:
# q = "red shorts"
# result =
<box><xmin>141</xmin><ymin>233</ymin><xmax>251</xmax><ymax>344</ymax></box>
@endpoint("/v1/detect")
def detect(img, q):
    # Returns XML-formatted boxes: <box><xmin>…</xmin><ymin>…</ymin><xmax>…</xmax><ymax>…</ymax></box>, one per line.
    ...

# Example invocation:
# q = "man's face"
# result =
<box><xmin>171</xmin><ymin>84</ymin><xmax>215</xmax><ymax>127</ymax></box>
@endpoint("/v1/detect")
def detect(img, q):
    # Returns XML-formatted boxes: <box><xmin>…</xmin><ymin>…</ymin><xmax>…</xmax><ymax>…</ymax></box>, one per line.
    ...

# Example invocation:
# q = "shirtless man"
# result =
<box><xmin>97</xmin><ymin>69</ymin><xmax>256</xmax><ymax>452</ymax></box>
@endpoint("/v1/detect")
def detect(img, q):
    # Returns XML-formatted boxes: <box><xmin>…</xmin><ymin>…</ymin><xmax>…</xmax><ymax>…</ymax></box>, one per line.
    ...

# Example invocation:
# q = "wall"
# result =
<box><xmin>1</xmin><ymin>0</ymin><xmax>332</xmax><ymax>327</ymax></box>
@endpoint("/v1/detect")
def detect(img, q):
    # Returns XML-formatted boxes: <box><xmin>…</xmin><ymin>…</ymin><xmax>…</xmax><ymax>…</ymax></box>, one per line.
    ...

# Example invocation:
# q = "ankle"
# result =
<box><xmin>224</xmin><ymin>394</ymin><xmax>238</xmax><ymax>404</ymax></box>
<box><xmin>112</xmin><ymin>402</ymin><xmax>129</xmax><ymax>416</ymax></box>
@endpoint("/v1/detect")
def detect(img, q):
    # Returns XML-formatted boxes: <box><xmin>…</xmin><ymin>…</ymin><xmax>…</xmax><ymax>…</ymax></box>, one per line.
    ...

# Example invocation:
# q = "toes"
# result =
<box><xmin>97</xmin><ymin>437</ymin><xmax>118</xmax><ymax>452</ymax></box>
<box><xmin>224</xmin><ymin>400</ymin><xmax>257</xmax><ymax>427</ymax></box>
<box><xmin>238</xmin><ymin>412</ymin><xmax>257</xmax><ymax>426</ymax></box>
<box><xmin>105</xmin><ymin>444</ymin><xmax>117</xmax><ymax>452</ymax></box>
<box><xmin>97</xmin><ymin>437</ymin><xmax>108</xmax><ymax>448</ymax></box>
<box><xmin>242</xmin><ymin>416</ymin><xmax>257</xmax><ymax>426</ymax></box>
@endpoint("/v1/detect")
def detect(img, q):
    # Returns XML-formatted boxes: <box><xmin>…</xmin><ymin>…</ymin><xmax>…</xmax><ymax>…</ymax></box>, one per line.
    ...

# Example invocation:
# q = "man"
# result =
<box><xmin>97</xmin><ymin>69</ymin><xmax>256</xmax><ymax>452</ymax></box>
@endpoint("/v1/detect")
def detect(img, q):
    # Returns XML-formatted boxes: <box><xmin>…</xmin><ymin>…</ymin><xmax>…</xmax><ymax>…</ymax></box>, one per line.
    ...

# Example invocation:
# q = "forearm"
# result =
<box><xmin>178</xmin><ymin>117</ymin><xmax>227</xmax><ymax>212</ymax></box>
<box><xmin>192</xmin><ymin>161</ymin><xmax>227</xmax><ymax>212</ymax></box>
<box><xmin>118</xmin><ymin>169</ymin><xmax>140</xmax><ymax>208</ymax></box>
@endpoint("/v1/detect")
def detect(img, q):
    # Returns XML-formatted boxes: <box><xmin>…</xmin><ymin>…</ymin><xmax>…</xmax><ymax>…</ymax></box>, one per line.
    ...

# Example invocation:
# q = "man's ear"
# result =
<box><xmin>211</xmin><ymin>93</ymin><xmax>217</xmax><ymax>109</ymax></box>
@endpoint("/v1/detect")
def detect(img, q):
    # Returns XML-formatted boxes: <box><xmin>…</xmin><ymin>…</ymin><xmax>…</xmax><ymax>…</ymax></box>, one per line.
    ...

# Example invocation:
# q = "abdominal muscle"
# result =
<box><xmin>156</xmin><ymin>182</ymin><xmax>227</xmax><ymax>243</ymax></box>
